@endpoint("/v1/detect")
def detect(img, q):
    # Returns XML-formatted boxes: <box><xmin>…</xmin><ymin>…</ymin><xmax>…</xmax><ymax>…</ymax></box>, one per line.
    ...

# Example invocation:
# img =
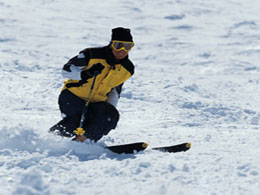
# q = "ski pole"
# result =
<box><xmin>74</xmin><ymin>71</ymin><xmax>98</xmax><ymax>139</ymax></box>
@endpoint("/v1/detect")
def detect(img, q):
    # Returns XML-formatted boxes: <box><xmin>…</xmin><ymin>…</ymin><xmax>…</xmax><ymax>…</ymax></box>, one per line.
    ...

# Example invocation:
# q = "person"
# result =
<box><xmin>50</xmin><ymin>27</ymin><xmax>135</xmax><ymax>142</ymax></box>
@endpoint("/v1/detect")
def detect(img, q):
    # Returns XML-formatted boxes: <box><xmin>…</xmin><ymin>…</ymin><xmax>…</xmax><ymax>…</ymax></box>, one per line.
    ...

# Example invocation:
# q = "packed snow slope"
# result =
<box><xmin>1</xmin><ymin>0</ymin><xmax>260</xmax><ymax>194</ymax></box>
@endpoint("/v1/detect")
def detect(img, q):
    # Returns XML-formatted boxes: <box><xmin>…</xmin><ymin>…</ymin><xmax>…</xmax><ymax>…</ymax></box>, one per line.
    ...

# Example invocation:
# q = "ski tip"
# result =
<box><xmin>186</xmin><ymin>142</ymin><xmax>191</xmax><ymax>149</ymax></box>
<box><xmin>142</xmin><ymin>142</ymin><xmax>148</xmax><ymax>149</ymax></box>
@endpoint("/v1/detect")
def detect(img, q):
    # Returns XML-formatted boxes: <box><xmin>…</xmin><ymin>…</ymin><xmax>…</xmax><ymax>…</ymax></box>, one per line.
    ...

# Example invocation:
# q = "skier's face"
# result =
<box><xmin>111</xmin><ymin>47</ymin><xmax>129</xmax><ymax>60</ymax></box>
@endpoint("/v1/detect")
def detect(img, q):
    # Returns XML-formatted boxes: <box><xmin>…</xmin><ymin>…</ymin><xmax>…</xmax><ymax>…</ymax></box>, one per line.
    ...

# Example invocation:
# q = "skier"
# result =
<box><xmin>50</xmin><ymin>27</ymin><xmax>135</xmax><ymax>142</ymax></box>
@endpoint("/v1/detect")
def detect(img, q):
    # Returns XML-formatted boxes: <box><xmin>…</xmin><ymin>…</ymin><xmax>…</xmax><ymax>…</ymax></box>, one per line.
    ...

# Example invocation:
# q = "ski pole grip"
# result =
<box><xmin>93</xmin><ymin>71</ymin><xmax>99</xmax><ymax>76</ymax></box>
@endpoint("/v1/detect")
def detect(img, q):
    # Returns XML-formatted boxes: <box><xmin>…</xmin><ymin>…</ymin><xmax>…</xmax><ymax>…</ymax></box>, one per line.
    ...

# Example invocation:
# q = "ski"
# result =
<box><xmin>152</xmin><ymin>142</ymin><xmax>191</xmax><ymax>153</ymax></box>
<box><xmin>106</xmin><ymin>142</ymin><xmax>191</xmax><ymax>154</ymax></box>
<box><xmin>106</xmin><ymin>142</ymin><xmax>148</xmax><ymax>154</ymax></box>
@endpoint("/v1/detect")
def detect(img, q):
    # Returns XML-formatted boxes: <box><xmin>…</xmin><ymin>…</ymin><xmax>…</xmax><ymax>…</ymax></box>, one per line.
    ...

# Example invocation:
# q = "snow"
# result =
<box><xmin>0</xmin><ymin>0</ymin><xmax>260</xmax><ymax>194</ymax></box>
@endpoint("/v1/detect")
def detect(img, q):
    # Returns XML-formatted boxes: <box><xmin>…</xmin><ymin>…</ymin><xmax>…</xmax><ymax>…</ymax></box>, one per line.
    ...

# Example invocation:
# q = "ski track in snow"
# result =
<box><xmin>1</xmin><ymin>0</ymin><xmax>260</xmax><ymax>194</ymax></box>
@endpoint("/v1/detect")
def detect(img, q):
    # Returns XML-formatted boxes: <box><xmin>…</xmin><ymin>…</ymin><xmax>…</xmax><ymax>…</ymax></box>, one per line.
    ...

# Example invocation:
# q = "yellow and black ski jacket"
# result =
<box><xmin>61</xmin><ymin>46</ymin><xmax>134</xmax><ymax>105</ymax></box>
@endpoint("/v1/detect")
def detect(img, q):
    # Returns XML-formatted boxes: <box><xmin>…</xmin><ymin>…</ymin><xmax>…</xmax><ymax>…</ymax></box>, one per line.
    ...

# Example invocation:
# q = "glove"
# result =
<box><xmin>81</xmin><ymin>63</ymin><xmax>104</xmax><ymax>80</ymax></box>
<box><xmin>88</xmin><ymin>63</ymin><xmax>104</xmax><ymax>76</ymax></box>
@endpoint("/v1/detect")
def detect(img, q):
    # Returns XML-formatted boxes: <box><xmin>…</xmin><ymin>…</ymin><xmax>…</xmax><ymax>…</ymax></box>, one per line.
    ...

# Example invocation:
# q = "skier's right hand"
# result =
<box><xmin>81</xmin><ymin>63</ymin><xmax>104</xmax><ymax>80</ymax></box>
<box><xmin>88</xmin><ymin>63</ymin><xmax>104</xmax><ymax>76</ymax></box>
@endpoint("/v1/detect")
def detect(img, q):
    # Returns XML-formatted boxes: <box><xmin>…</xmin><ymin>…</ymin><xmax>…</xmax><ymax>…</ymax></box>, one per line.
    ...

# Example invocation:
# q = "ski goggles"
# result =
<box><xmin>111</xmin><ymin>40</ymin><xmax>134</xmax><ymax>52</ymax></box>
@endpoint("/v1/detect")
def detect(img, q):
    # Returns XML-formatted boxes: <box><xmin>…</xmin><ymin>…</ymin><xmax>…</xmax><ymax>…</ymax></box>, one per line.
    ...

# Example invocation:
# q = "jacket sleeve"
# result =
<box><xmin>62</xmin><ymin>52</ymin><xmax>89</xmax><ymax>80</ymax></box>
<box><xmin>106</xmin><ymin>84</ymin><xmax>123</xmax><ymax>107</ymax></box>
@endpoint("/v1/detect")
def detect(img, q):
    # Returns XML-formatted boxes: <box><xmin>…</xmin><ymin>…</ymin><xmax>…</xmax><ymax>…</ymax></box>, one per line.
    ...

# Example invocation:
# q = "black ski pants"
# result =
<box><xmin>50</xmin><ymin>89</ymin><xmax>119</xmax><ymax>141</ymax></box>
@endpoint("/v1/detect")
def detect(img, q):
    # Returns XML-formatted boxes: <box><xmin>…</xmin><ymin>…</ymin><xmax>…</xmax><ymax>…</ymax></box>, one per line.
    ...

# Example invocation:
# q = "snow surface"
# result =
<box><xmin>1</xmin><ymin>0</ymin><xmax>260</xmax><ymax>194</ymax></box>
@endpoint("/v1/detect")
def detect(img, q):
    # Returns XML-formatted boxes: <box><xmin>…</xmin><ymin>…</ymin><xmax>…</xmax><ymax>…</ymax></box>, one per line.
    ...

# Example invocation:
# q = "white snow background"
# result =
<box><xmin>0</xmin><ymin>0</ymin><xmax>260</xmax><ymax>194</ymax></box>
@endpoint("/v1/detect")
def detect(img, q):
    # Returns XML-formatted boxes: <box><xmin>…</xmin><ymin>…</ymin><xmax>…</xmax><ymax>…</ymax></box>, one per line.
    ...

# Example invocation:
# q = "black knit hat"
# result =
<box><xmin>111</xmin><ymin>27</ymin><xmax>133</xmax><ymax>42</ymax></box>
